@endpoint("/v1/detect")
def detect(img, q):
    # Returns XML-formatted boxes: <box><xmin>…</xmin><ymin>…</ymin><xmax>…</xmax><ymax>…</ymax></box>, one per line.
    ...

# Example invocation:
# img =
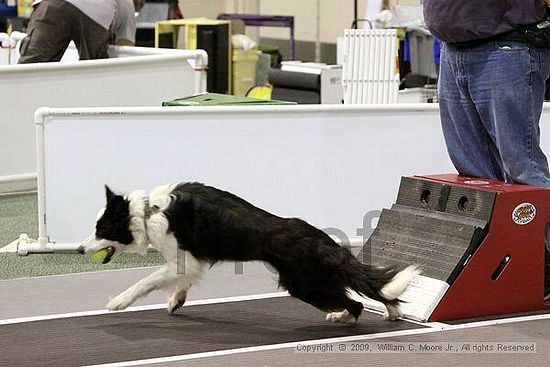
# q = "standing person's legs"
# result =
<box><xmin>469</xmin><ymin>42</ymin><xmax>550</xmax><ymax>188</ymax></box>
<box><xmin>437</xmin><ymin>43</ymin><xmax>508</xmax><ymax>180</ymax></box>
<box><xmin>18</xmin><ymin>0</ymin><xmax>74</xmax><ymax>63</ymax></box>
<box><xmin>465</xmin><ymin>41</ymin><xmax>550</xmax><ymax>296</ymax></box>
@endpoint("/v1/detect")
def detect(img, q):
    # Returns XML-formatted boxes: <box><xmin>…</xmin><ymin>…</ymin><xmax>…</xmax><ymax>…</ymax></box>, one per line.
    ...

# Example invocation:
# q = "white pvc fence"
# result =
<box><xmin>1</xmin><ymin>31</ymin><xmax>83</xmax><ymax>64</ymax></box>
<box><xmin>341</xmin><ymin>29</ymin><xmax>400</xmax><ymax>104</ymax></box>
<box><xmin>0</xmin><ymin>32</ymin><xmax>207</xmax><ymax>193</ymax></box>
<box><xmin>21</xmin><ymin>103</ymin><xmax>550</xmax><ymax>254</ymax></box>
<box><xmin>28</xmin><ymin>104</ymin><xmax>454</xmax><ymax>253</ymax></box>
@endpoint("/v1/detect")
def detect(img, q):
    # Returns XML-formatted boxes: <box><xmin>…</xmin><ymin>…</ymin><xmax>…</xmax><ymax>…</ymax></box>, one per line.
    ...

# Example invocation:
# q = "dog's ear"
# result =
<box><xmin>103</xmin><ymin>185</ymin><xmax>129</xmax><ymax>217</ymax></box>
<box><xmin>105</xmin><ymin>185</ymin><xmax>116</xmax><ymax>203</ymax></box>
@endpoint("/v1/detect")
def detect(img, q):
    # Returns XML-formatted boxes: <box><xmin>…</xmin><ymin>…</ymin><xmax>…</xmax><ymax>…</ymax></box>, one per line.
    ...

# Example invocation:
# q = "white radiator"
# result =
<box><xmin>342</xmin><ymin>29</ymin><xmax>400</xmax><ymax>104</ymax></box>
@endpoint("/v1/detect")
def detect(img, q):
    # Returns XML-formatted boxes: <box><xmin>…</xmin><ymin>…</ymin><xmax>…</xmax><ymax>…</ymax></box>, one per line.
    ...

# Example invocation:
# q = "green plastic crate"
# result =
<box><xmin>163</xmin><ymin>93</ymin><xmax>295</xmax><ymax>106</ymax></box>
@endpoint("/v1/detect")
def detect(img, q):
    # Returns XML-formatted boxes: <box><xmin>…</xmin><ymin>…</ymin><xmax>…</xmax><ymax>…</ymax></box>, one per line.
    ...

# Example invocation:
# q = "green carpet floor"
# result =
<box><xmin>0</xmin><ymin>192</ymin><xmax>38</xmax><ymax>248</ymax></box>
<box><xmin>0</xmin><ymin>193</ymin><xmax>164</xmax><ymax>280</ymax></box>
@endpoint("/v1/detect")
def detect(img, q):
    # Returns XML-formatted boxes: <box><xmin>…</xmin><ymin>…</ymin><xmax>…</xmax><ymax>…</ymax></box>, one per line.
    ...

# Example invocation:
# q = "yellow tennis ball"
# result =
<box><xmin>90</xmin><ymin>248</ymin><xmax>110</xmax><ymax>263</ymax></box>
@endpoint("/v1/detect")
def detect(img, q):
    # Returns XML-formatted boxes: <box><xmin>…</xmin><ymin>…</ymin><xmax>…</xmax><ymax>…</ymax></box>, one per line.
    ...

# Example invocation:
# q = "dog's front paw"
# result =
<box><xmin>167</xmin><ymin>292</ymin><xmax>187</xmax><ymax>314</ymax></box>
<box><xmin>107</xmin><ymin>293</ymin><xmax>134</xmax><ymax>311</ymax></box>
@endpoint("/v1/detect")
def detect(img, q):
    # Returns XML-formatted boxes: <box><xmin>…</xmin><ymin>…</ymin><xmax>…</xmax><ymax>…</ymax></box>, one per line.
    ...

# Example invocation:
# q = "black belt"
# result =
<box><xmin>449</xmin><ymin>23</ymin><xmax>550</xmax><ymax>50</ymax></box>
<box><xmin>450</xmin><ymin>36</ymin><xmax>501</xmax><ymax>50</ymax></box>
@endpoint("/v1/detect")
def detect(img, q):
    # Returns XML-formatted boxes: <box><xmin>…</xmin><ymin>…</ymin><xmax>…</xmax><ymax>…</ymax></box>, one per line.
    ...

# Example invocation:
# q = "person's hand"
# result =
<box><xmin>115</xmin><ymin>39</ymin><xmax>134</xmax><ymax>47</ymax></box>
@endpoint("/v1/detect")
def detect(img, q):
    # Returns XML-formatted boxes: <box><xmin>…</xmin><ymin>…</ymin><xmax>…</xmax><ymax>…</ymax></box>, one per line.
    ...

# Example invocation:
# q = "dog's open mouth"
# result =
<box><xmin>102</xmin><ymin>246</ymin><xmax>116</xmax><ymax>264</ymax></box>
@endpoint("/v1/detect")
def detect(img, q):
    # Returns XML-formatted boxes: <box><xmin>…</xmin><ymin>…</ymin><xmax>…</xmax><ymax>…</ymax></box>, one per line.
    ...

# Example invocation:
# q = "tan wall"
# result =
<box><xmin>178</xmin><ymin>0</ymin><xmax>233</xmax><ymax>19</ymax></box>
<box><xmin>178</xmin><ymin>0</ymin><xmax>364</xmax><ymax>44</ymax></box>
<box><xmin>177</xmin><ymin>0</ymin><xmax>421</xmax><ymax>44</ymax></box>
<box><xmin>257</xmin><ymin>0</ymin><xmax>356</xmax><ymax>43</ymax></box>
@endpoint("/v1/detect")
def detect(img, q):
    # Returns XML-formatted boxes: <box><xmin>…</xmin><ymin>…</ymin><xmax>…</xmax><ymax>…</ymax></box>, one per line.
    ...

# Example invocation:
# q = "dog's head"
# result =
<box><xmin>78</xmin><ymin>185</ymin><xmax>148</xmax><ymax>263</ymax></box>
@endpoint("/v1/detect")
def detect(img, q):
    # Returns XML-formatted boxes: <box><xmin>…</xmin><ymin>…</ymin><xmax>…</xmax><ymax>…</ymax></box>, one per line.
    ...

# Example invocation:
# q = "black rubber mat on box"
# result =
<box><xmin>358</xmin><ymin>176</ymin><xmax>494</xmax><ymax>284</ymax></box>
<box><xmin>0</xmin><ymin>296</ymin><xmax>426</xmax><ymax>367</ymax></box>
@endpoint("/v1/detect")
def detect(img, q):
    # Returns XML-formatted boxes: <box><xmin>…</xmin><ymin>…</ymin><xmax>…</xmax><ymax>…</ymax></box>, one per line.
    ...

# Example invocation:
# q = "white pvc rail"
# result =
<box><xmin>24</xmin><ymin>102</ymin><xmax>550</xmax><ymax>255</ymax></box>
<box><xmin>22</xmin><ymin>103</ymin><xmax>448</xmax><ymax>255</ymax></box>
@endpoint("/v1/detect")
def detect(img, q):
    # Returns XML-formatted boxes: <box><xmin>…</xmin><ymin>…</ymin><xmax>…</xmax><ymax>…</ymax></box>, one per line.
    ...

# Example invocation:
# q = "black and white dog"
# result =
<box><xmin>78</xmin><ymin>183</ymin><xmax>419</xmax><ymax>323</ymax></box>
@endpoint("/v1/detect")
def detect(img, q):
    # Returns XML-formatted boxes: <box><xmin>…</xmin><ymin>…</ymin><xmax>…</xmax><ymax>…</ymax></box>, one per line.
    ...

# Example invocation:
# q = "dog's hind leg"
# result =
<box><xmin>383</xmin><ymin>302</ymin><xmax>402</xmax><ymax>321</ymax></box>
<box><xmin>326</xmin><ymin>310</ymin><xmax>354</xmax><ymax>323</ymax></box>
<box><xmin>326</xmin><ymin>299</ymin><xmax>364</xmax><ymax>323</ymax></box>
<box><xmin>290</xmin><ymin>285</ymin><xmax>364</xmax><ymax>324</ymax></box>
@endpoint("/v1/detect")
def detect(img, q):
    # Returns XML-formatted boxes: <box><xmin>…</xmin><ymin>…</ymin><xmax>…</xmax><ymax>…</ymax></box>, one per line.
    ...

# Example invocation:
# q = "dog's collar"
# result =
<box><xmin>143</xmin><ymin>196</ymin><xmax>160</xmax><ymax>220</ymax></box>
<box><xmin>143</xmin><ymin>196</ymin><xmax>159</xmax><ymax>246</ymax></box>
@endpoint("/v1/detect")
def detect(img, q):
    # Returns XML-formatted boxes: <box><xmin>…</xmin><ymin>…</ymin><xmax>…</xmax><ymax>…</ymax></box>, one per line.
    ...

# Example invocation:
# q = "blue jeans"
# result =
<box><xmin>438</xmin><ymin>41</ymin><xmax>550</xmax><ymax>269</ymax></box>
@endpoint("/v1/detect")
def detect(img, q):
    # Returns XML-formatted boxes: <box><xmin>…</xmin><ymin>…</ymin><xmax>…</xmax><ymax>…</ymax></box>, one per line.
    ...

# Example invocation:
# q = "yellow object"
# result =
<box><xmin>232</xmin><ymin>49</ymin><xmax>259</xmax><ymax>96</ymax></box>
<box><xmin>90</xmin><ymin>248</ymin><xmax>110</xmax><ymax>263</ymax></box>
<box><xmin>245</xmin><ymin>84</ymin><xmax>273</xmax><ymax>100</ymax></box>
<box><xmin>17</xmin><ymin>0</ymin><xmax>34</xmax><ymax>18</ymax></box>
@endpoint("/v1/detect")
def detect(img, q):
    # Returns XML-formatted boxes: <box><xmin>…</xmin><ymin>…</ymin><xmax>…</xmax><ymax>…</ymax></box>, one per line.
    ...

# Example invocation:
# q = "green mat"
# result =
<box><xmin>163</xmin><ymin>92</ymin><xmax>296</xmax><ymax>106</ymax></box>
<box><xmin>0</xmin><ymin>193</ymin><xmax>164</xmax><ymax>280</ymax></box>
<box><xmin>0</xmin><ymin>252</ymin><xmax>165</xmax><ymax>280</ymax></box>
<box><xmin>0</xmin><ymin>193</ymin><xmax>38</xmax><ymax>248</ymax></box>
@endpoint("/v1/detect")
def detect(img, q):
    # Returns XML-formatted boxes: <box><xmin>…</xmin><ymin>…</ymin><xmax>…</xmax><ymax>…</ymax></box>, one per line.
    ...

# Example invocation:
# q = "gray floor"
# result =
<box><xmin>0</xmin><ymin>297</ymin><xmax>423</xmax><ymax>367</ymax></box>
<box><xmin>162</xmin><ymin>320</ymin><xmax>550</xmax><ymax>367</ymax></box>
<box><xmin>0</xmin><ymin>261</ymin><xmax>280</xmax><ymax>320</ymax></box>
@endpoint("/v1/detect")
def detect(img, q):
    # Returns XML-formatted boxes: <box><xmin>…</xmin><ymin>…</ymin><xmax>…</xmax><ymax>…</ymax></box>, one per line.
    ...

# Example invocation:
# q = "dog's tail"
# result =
<box><xmin>340</xmin><ymin>259</ymin><xmax>419</xmax><ymax>304</ymax></box>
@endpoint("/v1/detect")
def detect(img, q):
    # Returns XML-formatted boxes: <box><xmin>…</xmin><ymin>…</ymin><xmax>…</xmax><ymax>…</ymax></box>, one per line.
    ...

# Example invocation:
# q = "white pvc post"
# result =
<box><xmin>35</xmin><ymin>108</ymin><xmax>49</xmax><ymax>249</ymax></box>
<box><xmin>17</xmin><ymin>108</ymin><xmax>82</xmax><ymax>255</ymax></box>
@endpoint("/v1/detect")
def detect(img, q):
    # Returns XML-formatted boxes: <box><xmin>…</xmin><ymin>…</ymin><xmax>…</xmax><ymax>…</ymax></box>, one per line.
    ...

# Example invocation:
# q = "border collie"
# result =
<box><xmin>78</xmin><ymin>183</ymin><xmax>419</xmax><ymax>323</ymax></box>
